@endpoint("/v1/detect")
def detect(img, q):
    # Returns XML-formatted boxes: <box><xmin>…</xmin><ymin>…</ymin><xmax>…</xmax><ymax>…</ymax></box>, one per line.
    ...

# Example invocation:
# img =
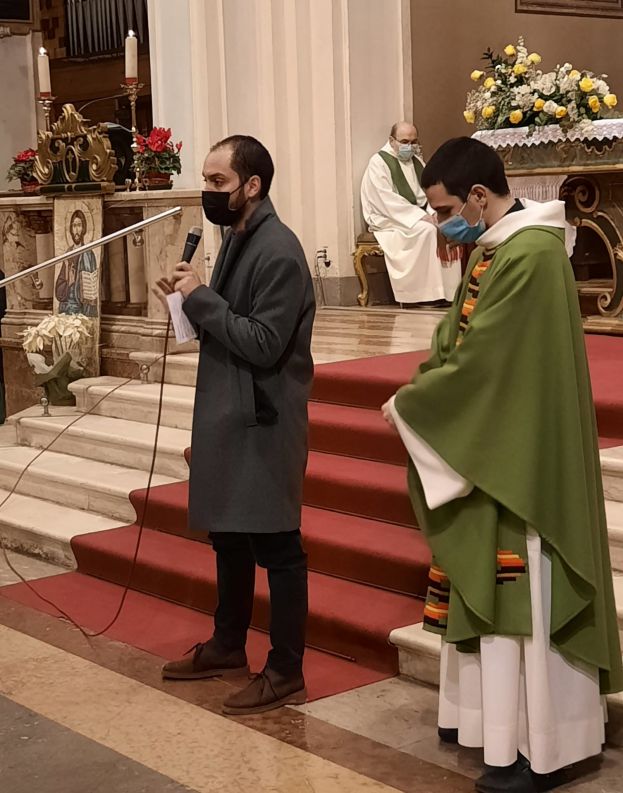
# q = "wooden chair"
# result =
<box><xmin>353</xmin><ymin>232</ymin><xmax>473</xmax><ymax>308</ymax></box>
<box><xmin>353</xmin><ymin>231</ymin><xmax>385</xmax><ymax>307</ymax></box>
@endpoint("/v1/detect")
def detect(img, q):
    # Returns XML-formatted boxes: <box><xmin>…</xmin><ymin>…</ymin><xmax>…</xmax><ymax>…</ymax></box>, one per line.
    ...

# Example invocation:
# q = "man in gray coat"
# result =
<box><xmin>155</xmin><ymin>135</ymin><xmax>315</xmax><ymax>715</ymax></box>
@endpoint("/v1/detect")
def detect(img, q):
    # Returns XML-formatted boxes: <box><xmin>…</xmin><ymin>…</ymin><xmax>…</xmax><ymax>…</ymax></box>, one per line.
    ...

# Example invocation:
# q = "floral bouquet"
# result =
<box><xmin>464</xmin><ymin>37</ymin><xmax>618</xmax><ymax>132</ymax></box>
<box><xmin>134</xmin><ymin>127</ymin><xmax>183</xmax><ymax>175</ymax></box>
<box><xmin>6</xmin><ymin>148</ymin><xmax>38</xmax><ymax>184</ymax></box>
<box><xmin>21</xmin><ymin>313</ymin><xmax>92</xmax><ymax>366</ymax></box>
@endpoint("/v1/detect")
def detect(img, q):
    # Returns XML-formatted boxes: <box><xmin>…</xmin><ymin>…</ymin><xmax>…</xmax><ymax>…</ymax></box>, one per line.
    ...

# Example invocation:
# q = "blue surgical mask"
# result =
<box><xmin>438</xmin><ymin>201</ymin><xmax>486</xmax><ymax>243</ymax></box>
<box><xmin>397</xmin><ymin>143</ymin><xmax>414</xmax><ymax>161</ymax></box>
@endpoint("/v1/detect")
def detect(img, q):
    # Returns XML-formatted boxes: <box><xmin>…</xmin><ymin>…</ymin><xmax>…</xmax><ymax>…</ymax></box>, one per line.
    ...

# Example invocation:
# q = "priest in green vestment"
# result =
<box><xmin>383</xmin><ymin>137</ymin><xmax>622</xmax><ymax>793</ymax></box>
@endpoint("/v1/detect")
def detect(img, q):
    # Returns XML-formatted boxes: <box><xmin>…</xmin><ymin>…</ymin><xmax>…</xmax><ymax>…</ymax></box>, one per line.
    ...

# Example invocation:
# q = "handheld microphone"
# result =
<box><xmin>181</xmin><ymin>226</ymin><xmax>203</xmax><ymax>263</ymax></box>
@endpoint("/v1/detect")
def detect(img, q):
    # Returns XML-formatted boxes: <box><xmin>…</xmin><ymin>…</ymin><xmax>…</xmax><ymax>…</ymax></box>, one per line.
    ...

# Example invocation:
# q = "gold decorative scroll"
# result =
<box><xmin>35</xmin><ymin>104</ymin><xmax>117</xmax><ymax>191</ymax></box>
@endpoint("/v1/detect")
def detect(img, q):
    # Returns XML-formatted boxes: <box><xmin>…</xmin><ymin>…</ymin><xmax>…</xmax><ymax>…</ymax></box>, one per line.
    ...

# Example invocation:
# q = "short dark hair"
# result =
<box><xmin>211</xmin><ymin>135</ymin><xmax>274</xmax><ymax>199</ymax></box>
<box><xmin>421</xmin><ymin>137</ymin><xmax>509</xmax><ymax>201</ymax></box>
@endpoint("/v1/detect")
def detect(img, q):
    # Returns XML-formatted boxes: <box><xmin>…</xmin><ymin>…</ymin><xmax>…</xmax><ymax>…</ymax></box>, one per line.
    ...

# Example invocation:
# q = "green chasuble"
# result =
<box><xmin>394</xmin><ymin>224</ymin><xmax>623</xmax><ymax>695</ymax></box>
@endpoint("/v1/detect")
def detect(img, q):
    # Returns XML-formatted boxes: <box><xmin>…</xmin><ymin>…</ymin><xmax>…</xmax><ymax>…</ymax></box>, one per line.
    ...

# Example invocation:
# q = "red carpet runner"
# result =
<box><xmin>3</xmin><ymin>336</ymin><xmax>623</xmax><ymax>700</ymax></box>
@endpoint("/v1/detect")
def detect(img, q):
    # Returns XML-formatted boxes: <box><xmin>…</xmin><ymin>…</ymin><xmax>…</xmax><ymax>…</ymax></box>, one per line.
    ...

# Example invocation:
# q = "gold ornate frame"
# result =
<box><xmin>516</xmin><ymin>0</ymin><xmax>623</xmax><ymax>18</ymax></box>
<box><xmin>35</xmin><ymin>104</ymin><xmax>117</xmax><ymax>194</ymax></box>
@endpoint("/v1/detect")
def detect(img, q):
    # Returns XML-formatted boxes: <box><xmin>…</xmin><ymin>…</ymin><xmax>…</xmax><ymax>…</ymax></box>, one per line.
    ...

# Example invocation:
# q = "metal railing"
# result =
<box><xmin>0</xmin><ymin>206</ymin><xmax>182</xmax><ymax>290</ymax></box>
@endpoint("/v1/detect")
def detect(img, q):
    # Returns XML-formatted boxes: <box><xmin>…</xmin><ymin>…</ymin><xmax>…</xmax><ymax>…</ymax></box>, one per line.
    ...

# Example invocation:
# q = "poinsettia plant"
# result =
<box><xmin>134</xmin><ymin>127</ymin><xmax>182</xmax><ymax>175</ymax></box>
<box><xmin>6</xmin><ymin>148</ymin><xmax>38</xmax><ymax>183</ymax></box>
<box><xmin>21</xmin><ymin>313</ymin><xmax>92</xmax><ymax>365</ymax></box>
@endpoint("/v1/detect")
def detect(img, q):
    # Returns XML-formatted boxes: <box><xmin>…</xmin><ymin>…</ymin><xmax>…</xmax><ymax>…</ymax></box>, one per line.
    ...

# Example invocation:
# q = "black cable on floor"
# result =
<box><xmin>1</xmin><ymin>317</ymin><xmax>173</xmax><ymax>641</ymax></box>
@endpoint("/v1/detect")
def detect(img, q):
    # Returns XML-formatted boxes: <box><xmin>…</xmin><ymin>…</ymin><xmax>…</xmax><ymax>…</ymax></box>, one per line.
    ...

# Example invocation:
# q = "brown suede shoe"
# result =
<box><xmin>222</xmin><ymin>668</ymin><xmax>307</xmax><ymax>715</ymax></box>
<box><xmin>161</xmin><ymin>640</ymin><xmax>249</xmax><ymax>681</ymax></box>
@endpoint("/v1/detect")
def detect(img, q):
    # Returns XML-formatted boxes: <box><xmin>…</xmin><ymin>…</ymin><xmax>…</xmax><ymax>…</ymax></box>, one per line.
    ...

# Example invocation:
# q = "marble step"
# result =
<box><xmin>17</xmin><ymin>386</ymin><xmax>623</xmax><ymax>542</ymax></box>
<box><xmin>68</xmin><ymin>377</ymin><xmax>623</xmax><ymax>501</ymax></box>
<box><xmin>70</xmin><ymin>377</ymin><xmax>195</xmax><ymax>431</ymax></box>
<box><xmin>129</xmin><ymin>351</ymin><xmax>199</xmax><ymax>387</ymax></box>
<box><xmin>0</xmin><ymin>446</ymin><xmax>178</xmax><ymax>523</ymax></box>
<box><xmin>0</xmin><ymin>487</ymin><xmax>119</xmax><ymax>568</ymax></box>
<box><xmin>389</xmin><ymin>574</ymin><xmax>623</xmax><ymax>716</ymax></box>
<box><xmin>10</xmin><ymin>408</ymin><xmax>191</xmax><ymax>479</ymax></box>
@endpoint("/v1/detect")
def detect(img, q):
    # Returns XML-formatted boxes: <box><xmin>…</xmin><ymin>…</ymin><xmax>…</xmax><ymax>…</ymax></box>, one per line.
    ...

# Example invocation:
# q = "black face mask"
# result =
<box><xmin>201</xmin><ymin>182</ymin><xmax>247</xmax><ymax>226</ymax></box>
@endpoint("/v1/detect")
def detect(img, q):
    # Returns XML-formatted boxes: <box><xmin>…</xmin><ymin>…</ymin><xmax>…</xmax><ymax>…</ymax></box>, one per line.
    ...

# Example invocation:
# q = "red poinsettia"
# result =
<box><xmin>7</xmin><ymin>147</ymin><xmax>38</xmax><ymax>183</ymax></box>
<box><xmin>134</xmin><ymin>127</ymin><xmax>182</xmax><ymax>176</ymax></box>
<box><xmin>15</xmin><ymin>148</ymin><xmax>37</xmax><ymax>163</ymax></box>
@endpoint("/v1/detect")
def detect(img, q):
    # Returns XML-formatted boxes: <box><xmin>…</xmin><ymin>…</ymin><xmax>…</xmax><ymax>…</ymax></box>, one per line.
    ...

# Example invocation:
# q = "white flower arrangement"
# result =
<box><xmin>21</xmin><ymin>313</ymin><xmax>92</xmax><ymax>365</ymax></box>
<box><xmin>464</xmin><ymin>37</ymin><xmax>618</xmax><ymax>132</ymax></box>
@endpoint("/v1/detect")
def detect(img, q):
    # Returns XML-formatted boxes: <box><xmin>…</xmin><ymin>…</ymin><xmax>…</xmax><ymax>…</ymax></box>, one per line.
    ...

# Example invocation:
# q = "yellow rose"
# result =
<box><xmin>484</xmin><ymin>77</ymin><xmax>496</xmax><ymax>90</ymax></box>
<box><xmin>504</xmin><ymin>45</ymin><xmax>516</xmax><ymax>57</ymax></box>
<box><xmin>528</xmin><ymin>53</ymin><xmax>542</xmax><ymax>64</ymax></box>
<box><xmin>471</xmin><ymin>70</ymin><xmax>484</xmax><ymax>81</ymax></box>
<box><xmin>463</xmin><ymin>110</ymin><xmax>476</xmax><ymax>124</ymax></box>
<box><xmin>513</xmin><ymin>64</ymin><xmax>528</xmax><ymax>76</ymax></box>
<box><xmin>588</xmin><ymin>95</ymin><xmax>601</xmax><ymax>113</ymax></box>
<box><xmin>556</xmin><ymin>106</ymin><xmax>568</xmax><ymax>119</ymax></box>
<box><xmin>482</xmin><ymin>105</ymin><xmax>496</xmax><ymax>120</ymax></box>
<box><xmin>569</xmin><ymin>69</ymin><xmax>581</xmax><ymax>79</ymax></box>
<box><xmin>579</xmin><ymin>77</ymin><xmax>594</xmax><ymax>92</ymax></box>
<box><xmin>534</xmin><ymin>98</ymin><xmax>545</xmax><ymax>111</ymax></box>
<box><xmin>604</xmin><ymin>93</ymin><xmax>618</xmax><ymax>108</ymax></box>
<box><xmin>509</xmin><ymin>110</ymin><xmax>524</xmax><ymax>125</ymax></box>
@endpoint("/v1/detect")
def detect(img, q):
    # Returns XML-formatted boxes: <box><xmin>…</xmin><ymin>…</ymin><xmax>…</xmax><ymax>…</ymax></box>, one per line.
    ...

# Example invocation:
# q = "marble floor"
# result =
<box><xmin>0</xmin><ymin>549</ymin><xmax>621</xmax><ymax>792</ymax></box>
<box><xmin>310</xmin><ymin>306</ymin><xmax>443</xmax><ymax>363</ymax></box>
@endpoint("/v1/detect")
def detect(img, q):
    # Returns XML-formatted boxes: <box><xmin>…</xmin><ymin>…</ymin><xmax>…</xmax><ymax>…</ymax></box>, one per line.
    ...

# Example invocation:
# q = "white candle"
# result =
<box><xmin>38</xmin><ymin>47</ymin><xmax>51</xmax><ymax>96</ymax></box>
<box><xmin>125</xmin><ymin>30</ymin><xmax>138</xmax><ymax>82</ymax></box>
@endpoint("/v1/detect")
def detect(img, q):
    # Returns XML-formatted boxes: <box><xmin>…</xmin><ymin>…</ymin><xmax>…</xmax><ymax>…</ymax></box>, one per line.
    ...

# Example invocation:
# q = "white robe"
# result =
<box><xmin>360</xmin><ymin>143</ymin><xmax>461</xmax><ymax>303</ymax></box>
<box><xmin>387</xmin><ymin>235</ymin><xmax>605</xmax><ymax>773</ymax></box>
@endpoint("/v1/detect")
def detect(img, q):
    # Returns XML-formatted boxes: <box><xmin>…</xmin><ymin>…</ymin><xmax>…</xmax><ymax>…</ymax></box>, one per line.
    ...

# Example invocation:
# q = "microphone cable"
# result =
<box><xmin>1</xmin><ymin>316</ymin><xmax>174</xmax><ymax>641</ymax></box>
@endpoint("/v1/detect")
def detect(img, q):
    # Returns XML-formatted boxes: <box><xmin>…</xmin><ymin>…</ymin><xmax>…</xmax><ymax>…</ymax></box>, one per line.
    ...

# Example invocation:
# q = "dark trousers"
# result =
<box><xmin>209</xmin><ymin>529</ymin><xmax>308</xmax><ymax>677</ymax></box>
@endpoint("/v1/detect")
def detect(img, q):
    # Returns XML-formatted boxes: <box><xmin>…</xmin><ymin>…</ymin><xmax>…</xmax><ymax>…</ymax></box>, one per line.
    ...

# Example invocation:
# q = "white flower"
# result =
<box><xmin>558</xmin><ymin>76</ymin><xmax>576</xmax><ymax>94</ymax></box>
<box><xmin>512</xmin><ymin>84</ymin><xmax>538</xmax><ymax>111</ymax></box>
<box><xmin>543</xmin><ymin>100</ymin><xmax>559</xmax><ymax>115</ymax></box>
<box><xmin>21</xmin><ymin>312</ymin><xmax>92</xmax><ymax>358</ymax></box>
<box><xmin>534</xmin><ymin>72</ymin><xmax>557</xmax><ymax>96</ymax></box>
<box><xmin>567</xmin><ymin>101</ymin><xmax>579</xmax><ymax>121</ymax></box>
<box><xmin>594</xmin><ymin>78</ymin><xmax>610</xmax><ymax>96</ymax></box>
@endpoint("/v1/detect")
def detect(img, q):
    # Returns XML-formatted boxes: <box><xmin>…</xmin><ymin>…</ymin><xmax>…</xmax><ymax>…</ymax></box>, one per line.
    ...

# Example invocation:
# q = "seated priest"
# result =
<box><xmin>361</xmin><ymin>121</ymin><xmax>461</xmax><ymax>307</ymax></box>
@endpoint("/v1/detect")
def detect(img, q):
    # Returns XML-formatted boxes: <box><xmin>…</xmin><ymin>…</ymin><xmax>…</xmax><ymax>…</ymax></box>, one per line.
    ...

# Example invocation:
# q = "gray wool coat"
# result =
<box><xmin>182</xmin><ymin>198</ymin><xmax>316</xmax><ymax>534</ymax></box>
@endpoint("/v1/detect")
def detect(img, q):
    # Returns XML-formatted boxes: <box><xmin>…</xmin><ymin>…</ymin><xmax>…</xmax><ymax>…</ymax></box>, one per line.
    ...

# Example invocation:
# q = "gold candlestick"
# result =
<box><xmin>121</xmin><ymin>80</ymin><xmax>144</xmax><ymax>190</ymax></box>
<box><xmin>37</xmin><ymin>95</ymin><xmax>56</xmax><ymax>132</ymax></box>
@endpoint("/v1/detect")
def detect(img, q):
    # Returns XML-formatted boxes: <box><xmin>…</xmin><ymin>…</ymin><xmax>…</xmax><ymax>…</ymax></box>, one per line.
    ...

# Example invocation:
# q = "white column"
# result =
<box><xmin>107</xmin><ymin>237</ymin><xmax>127</xmax><ymax>303</ymax></box>
<box><xmin>127</xmin><ymin>240</ymin><xmax>147</xmax><ymax>305</ymax></box>
<box><xmin>35</xmin><ymin>232</ymin><xmax>55</xmax><ymax>299</ymax></box>
<box><xmin>147</xmin><ymin>1</ymin><xmax>198</xmax><ymax>190</ymax></box>
<box><xmin>147</xmin><ymin>0</ymin><xmax>412</xmax><ymax>305</ymax></box>
<box><xmin>0</xmin><ymin>33</ymin><xmax>38</xmax><ymax>192</ymax></box>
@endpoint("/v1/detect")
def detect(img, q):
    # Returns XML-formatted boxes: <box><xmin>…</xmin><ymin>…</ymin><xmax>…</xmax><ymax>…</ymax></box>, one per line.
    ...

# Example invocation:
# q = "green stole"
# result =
<box><xmin>377</xmin><ymin>150</ymin><xmax>426</xmax><ymax>207</ymax></box>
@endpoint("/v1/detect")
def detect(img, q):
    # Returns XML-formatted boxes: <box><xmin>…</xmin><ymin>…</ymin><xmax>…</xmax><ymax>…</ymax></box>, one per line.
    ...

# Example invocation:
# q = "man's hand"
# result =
<box><xmin>151</xmin><ymin>276</ymin><xmax>174</xmax><ymax>313</ymax></box>
<box><xmin>381</xmin><ymin>399</ymin><xmax>397</xmax><ymax>430</ymax></box>
<box><xmin>171</xmin><ymin>262</ymin><xmax>202</xmax><ymax>298</ymax></box>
